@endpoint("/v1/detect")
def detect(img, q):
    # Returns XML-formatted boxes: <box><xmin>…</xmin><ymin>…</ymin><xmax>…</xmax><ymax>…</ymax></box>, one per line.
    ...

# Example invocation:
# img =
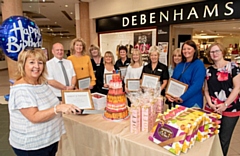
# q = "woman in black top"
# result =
<box><xmin>115</xmin><ymin>45</ymin><xmax>131</xmax><ymax>69</ymax></box>
<box><xmin>140</xmin><ymin>45</ymin><xmax>169</xmax><ymax>96</ymax></box>
<box><xmin>89</xmin><ymin>44</ymin><xmax>104</xmax><ymax>93</ymax></box>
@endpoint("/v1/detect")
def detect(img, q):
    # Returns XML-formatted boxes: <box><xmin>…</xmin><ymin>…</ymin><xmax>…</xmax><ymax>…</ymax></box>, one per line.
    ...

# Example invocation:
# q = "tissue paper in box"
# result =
<box><xmin>91</xmin><ymin>93</ymin><xmax>106</xmax><ymax>110</ymax></box>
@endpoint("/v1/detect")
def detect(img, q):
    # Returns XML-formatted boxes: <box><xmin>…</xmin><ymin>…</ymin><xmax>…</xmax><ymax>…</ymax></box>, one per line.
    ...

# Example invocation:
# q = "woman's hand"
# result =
<box><xmin>173</xmin><ymin>97</ymin><xmax>183</xmax><ymax>103</ymax></box>
<box><xmin>165</xmin><ymin>94</ymin><xmax>175</xmax><ymax>102</ymax></box>
<box><xmin>104</xmin><ymin>84</ymin><xmax>109</xmax><ymax>88</ymax></box>
<box><xmin>56</xmin><ymin>104</ymin><xmax>81</xmax><ymax>115</ymax></box>
<box><xmin>215</xmin><ymin>103</ymin><xmax>228</xmax><ymax>114</ymax></box>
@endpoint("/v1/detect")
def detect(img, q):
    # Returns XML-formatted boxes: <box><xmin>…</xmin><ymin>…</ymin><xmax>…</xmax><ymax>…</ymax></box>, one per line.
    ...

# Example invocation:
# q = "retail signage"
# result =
<box><xmin>96</xmin><ymin>0</ymin><xmax>240</xmax><ymax>32</ymax></box>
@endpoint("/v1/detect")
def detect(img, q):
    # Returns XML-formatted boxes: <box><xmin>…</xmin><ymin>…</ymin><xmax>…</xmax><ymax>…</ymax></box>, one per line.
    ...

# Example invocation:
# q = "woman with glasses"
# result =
<box><xmin>204</xmin><ymin>42</ymin><xmax>240</xmax><ymax>156</ymax></box>
<box><xmin>165</xmin><ymin>40</ymin><xmax>205</xmax><ymax>108</ymax></box>
<box><xmin>8</xmin><ymin>48</ymin><xmax>80</xmax><ymax>156</ymax></box>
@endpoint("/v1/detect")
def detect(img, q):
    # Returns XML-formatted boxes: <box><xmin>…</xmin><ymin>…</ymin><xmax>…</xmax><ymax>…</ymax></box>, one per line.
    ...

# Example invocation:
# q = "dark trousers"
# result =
<box><xmin>219</xmin><ymin>115</ymin><xmax>239</xmax><ymax>156</ymax></box>
<box><xmin>12</xmin><ymin>142</ymin><xmax>58</xmax><ymax>156</ymax></box>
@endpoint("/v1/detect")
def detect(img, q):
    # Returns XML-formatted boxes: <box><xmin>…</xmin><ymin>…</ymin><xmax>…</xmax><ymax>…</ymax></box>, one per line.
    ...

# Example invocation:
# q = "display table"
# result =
<box><xmin>57</xmin><ymin>114</ymin><xmax>223</xmax><ymax>156</ymax></box>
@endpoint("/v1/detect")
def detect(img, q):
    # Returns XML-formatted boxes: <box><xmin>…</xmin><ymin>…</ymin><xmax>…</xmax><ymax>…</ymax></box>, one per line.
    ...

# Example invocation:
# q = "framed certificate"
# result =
<box><xmin>126</xmin><ymin>79</ymin><xmax>140</xmax><ymax>91</ymax></box>
<box><xmin>119</xmin><ymin>67</ymin><xmax>127</xmax><ymax>77</ymax></box>
<box><xmin>61</xmin><ymin>90</ymin><xmax>94</xmax><ymax>109</ymax></box>
<box><xmin>141</xmin><ymin>73</ymin><xmax>160</xmax><ymax>89</ymax></box>
<box><xmin>105</xmin><ymin>73</ymin><xmax>113</xmax><ymax>85</ymax></box>
<box><xmin>166</xmin><ymin>78</ymin><xmax>188</xmax><ymax>97</ymax></box>
<box><xmin>78</xmin><ymin>77</ymin><xmax>90</xmax><ymax>89</ymax></box>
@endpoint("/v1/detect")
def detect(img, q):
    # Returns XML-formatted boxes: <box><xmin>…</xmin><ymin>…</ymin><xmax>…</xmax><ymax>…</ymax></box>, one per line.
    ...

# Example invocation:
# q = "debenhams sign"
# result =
<box><xmin>96</xmin><ymin>0</ymin><xmax>240</xmax><ymax>32</ymax></box>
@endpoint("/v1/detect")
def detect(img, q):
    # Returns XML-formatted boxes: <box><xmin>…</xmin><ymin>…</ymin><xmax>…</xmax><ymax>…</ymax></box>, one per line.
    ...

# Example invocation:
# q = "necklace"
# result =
<box><xmin>181</xmin><ymin>62</ymin><xmax>191</xmax><ymax>74</ymax></box>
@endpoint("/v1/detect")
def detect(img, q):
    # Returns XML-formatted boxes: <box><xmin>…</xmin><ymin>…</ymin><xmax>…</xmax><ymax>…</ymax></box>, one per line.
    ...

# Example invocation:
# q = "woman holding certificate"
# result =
<box><xmin>9</xmin><ymin>48</ymin><xmax>80</xmax><ymax>156</ymax></box>
<box><xmin>124</xmin><ymin>49</ymin><xmax>143</xmax><ymax>92</ymax></box>
<box><xmin>166</xmin><ymin>40</ymin><xmax>205</xmax><ymax>108</ymax></box>
<box><xmin>95</xmin><ymin>51</ymin><xmax>119</xmax><ymax>95</ymax></box>
<box><xmin>140</xmin><ymin>45</ymin><xmax>169</xmax><ymax>96</ymax></box>
<box><xmin>67</xmin><ymin>38</ymin><xmax>96</xmax><ymax>90</ymax></box>
<box><xmin>204</xmin><ymin>43</ymin><xmax>240</xmax><ymax>156</ymax></box>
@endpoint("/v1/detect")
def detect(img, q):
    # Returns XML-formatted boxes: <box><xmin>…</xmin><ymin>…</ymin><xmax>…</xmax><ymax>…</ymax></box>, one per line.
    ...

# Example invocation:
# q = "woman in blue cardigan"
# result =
<box><xmin>166</xmin><ymin>40</ymin><xmax>206</xmax><ymax>108</ymax></box>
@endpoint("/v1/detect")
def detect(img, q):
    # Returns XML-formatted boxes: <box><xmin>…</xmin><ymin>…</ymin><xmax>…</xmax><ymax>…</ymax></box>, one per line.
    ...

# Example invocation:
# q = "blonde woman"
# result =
<box><xmin>168</xmin><ymin>48</ymin><xmax>182</xmax><ymax>77</ymax></box>
<box><xmin>67</xmin><ymin>38</ymin><xmax>96</xmax><ymax>90</ymax></box>
<box><xmin>9</xmin><ymin>48</ymin><xmax>80</xmax><ymax>156</ymax></box>
<box><xmin>89</xmin><ymin>44</ymin><xmax>104</xmax><ymax>72</ymax></box>
<box><xmin>140</xmin><ymin>45</ymin><xmax>169</xmax><ymax>96</ymax></box>
<box><xmin>124</xmin><ymin>49</ymin><xmax>143</xmax><ymax>92</ymax></box>
<box><xmin>95</xmin><ymin>51</ymin><xmax>119</xmax><ymax>95</ymax></box>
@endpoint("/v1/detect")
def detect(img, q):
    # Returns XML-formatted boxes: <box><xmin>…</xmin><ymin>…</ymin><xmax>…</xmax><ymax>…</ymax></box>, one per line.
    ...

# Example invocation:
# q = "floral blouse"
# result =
<box><xmin>205</xmin><ymin>62</ymin><xmax>240</xmax><ymax>117</ymax></box>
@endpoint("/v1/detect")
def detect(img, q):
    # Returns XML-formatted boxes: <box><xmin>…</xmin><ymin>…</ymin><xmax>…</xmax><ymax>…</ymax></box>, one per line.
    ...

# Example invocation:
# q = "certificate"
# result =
<box><xmin>61</xmin><ymin>90</ymin><xmax>94</xmax><ymax>109</ymax></box>
<box><xmin>166</xmin><ymin>78</ymin><xmax>188</xmax><ymax>97</ymax></box>
<box><xmin>105</xmin><ymin>73</ymin><xmax>113</xmax><ymax>85</ymax></box>
<box><xmin>141</xmin><ymin>73</ymin><xmax>160</xmax><ymax>89</ymax></box>
<box><xmin>78</xmin><ymin>77</ymin><xmax>90</xmax><ymax>89</ymax></box>
<box><xmin>119</xmin><ymin>67</ymin><xmax>127</xmax><ymax>77</ymax></box>
<box><xmin>126</xmin><ymin>79</ymin><xmax>140</xmax><ymax>91</ymax></box>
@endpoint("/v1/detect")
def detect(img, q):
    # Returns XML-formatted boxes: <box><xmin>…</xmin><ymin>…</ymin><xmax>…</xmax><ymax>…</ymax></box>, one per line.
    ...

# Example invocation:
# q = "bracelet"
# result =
<box><xmin>224</xmin><ymin>102</ymin><xmax>228</xmax><ymax>107</ymax></box>
<box><xmin>54</xmin><ymin>105</ymin><xmax>58</xmax><ymax>115</ymax></box>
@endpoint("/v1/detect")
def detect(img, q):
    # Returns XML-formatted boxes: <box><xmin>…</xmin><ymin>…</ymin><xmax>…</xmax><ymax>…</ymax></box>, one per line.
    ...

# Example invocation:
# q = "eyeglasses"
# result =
<box><xmin>210</xmin><ymin>50</ymin><xmax>221</xmax><ymax>54</ymax></box>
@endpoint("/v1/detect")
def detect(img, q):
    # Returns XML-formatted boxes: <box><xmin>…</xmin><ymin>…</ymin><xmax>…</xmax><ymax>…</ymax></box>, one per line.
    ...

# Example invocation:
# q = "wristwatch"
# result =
<box><xmin>224</xmin><ymin>102</ymin><xmax>228</xmax><ymax>107</ymax></box>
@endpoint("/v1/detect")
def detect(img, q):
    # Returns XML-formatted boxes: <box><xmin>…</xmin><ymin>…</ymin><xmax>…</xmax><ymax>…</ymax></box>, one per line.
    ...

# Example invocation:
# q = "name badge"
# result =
<box><xmin>157</xmin><ymin>69</ymin><xmax>162</xmax><ymax>72</ymax></box>
<box><xmin>96</xmin><ymin>64</ymin><xmax>100</xmax><ymax>66</ymax></box>
<box><xmin>126</xmin><ymin>63</ymin><xmax>129</xmax><ymax>65</ymax></box>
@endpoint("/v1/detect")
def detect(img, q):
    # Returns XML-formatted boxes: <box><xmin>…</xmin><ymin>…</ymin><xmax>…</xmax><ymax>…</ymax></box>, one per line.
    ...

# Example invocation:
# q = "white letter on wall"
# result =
<box><xmin>174</xmin><ymin>9</ymin><xmax>183</xmax><ymax>21</ymax></box>
<box><xmin>203</xmin><ymin>4</ymin><xmax>218</xmax><ymax>18</ymax></box>
<box><xmin>150</xmin><ymin>12</ymin><xmax>156</xmax><ymax>23</ymax></box>
<box><xmin>132</xmin><ymin>15</ymin><xmax>137</xmax><ymax>26</ymax></box>
<box><xmin>140</xmin><ymin>14</ymin><xmax>147</xmax><ymax>25</ymax></box>
<box><xmin>187</xmin><ymin>7</ymin><xmax>199</xmax><ymax>19</ymax></box>
<box><xmin>160</xmin><ymin>11</ymin><xmax>169</xmax><ymax>22</ymax></box>
<box><xmin>224</xmin><ymin>2</ymin><xmax>234</xmax><ymax>16</ymax></box>
<box><xmin>122</xmin><ymin>17</ymin><xmax>129</xmax><ymax>27</ymax></box>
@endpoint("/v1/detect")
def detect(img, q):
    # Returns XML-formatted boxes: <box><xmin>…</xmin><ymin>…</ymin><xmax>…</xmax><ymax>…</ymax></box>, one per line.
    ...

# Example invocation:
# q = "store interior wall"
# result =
<box><xmin>89</xmin><ymin>0</ymin><xmax>202</xmax><ymax>19</ymax></box>
<box><xmin>100</xmin><ymin>29</ymin><xmax>156</xmax><ymax>61</ymax></box>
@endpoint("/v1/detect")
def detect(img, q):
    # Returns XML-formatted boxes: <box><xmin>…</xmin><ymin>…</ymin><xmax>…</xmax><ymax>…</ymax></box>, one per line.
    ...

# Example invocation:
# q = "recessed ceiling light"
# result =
<box><xmin>65</xmin><ymin>5</ymin><xmax>68</xmax><ymax>7</ymax></box>
<box><xmin>201</xmin><ymin>30</ymin><xmax>204</xmax><ymax>32</ymax></box>
<box><xmin>233</xmin><ymin>27</ymin><xmax>236</xmax><ymax>29</ymax></box>
<box><xmin>70</xmin><ymin>12</ymin><xmax>73</xmax><ymax>14</ymax></box>
<box><xmin>55</xmin><ymin>22</ymin><xmax>57</xmax><ymax>24</ymax></box>
<box><xmin>29</xmin><ymin>6</ymin><xmax>32</xmax><ymax>8</ymax></box>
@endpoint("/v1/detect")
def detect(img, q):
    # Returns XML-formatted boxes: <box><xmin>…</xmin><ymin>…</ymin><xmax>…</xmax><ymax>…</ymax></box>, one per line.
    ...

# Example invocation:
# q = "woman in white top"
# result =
<box><xmin>8</xmin><ymin>48</ymin><xmax>80</xmax><ymax>156</ymax></box>
<box><xmin>95</xmin><ymin>51</ymin><xmax>119</xmax><ymax>95</ymax></box>
<box><xmin>124</xmin><ymin>48</ymin><xmax>143</xmax><ymax>92</ymax></box>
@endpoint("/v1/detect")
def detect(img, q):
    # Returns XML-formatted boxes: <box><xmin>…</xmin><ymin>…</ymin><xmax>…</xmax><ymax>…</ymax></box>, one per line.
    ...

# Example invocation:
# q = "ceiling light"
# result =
<box><xmin>201</xmin><ymin>30</ymin><xmax>204</xmax><ymax>32</ymax></box>
<box><xmin>29</xmin><ymin>6</ymin><xmax>32</xmax><ymax>8</ymax></box>
<box><xmin>70</xmin><ymin>12</ymin><xmax>73</xmax><ymax>14</ymax></box>
<box><xmin>42</xmin><ymin>0</ymin><xmax>45</xmax><ymax>2</ymax></box>
<box><xmin>233</xmin><ymin>27</ymin><xmax>236</xmax><ymax>29</ymax></box>
<box><xmin>65</xmin><ymin>5</ymin><xmax>68</xmax><ymax>7</ymax></box>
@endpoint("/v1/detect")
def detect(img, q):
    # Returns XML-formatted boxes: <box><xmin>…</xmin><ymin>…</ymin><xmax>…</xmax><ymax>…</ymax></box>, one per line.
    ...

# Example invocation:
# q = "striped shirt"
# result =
<box><xmin>8</xmin><ymin>84</ymin><xmax>65</xmax><ymax>150</ymax></box>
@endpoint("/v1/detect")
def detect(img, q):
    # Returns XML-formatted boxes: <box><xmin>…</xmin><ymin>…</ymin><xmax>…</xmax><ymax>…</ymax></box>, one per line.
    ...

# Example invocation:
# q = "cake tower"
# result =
<box><xmin>104</xmin><ymin>72</ymin><xmax>129</xmax><ymax>120</ymax></box>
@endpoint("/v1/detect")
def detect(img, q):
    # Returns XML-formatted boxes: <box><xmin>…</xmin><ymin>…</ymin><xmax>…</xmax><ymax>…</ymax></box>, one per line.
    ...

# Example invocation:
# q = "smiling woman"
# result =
<box><xmin>166</xmin><ymin>40</ymin><xmax>206</xmax><ymax>108</ymax></box>
<box><xmin>8</xmin><ymin>48</ymin><xmax>81</xmax><ymax>156</ymax></box>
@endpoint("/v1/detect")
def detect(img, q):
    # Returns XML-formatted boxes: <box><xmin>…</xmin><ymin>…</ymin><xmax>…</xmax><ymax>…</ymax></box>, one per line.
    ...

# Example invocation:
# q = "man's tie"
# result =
<box><xmin>59</xmin><ymin>60</ymin><xmax>69</xmax><ymax>86</ymax></box>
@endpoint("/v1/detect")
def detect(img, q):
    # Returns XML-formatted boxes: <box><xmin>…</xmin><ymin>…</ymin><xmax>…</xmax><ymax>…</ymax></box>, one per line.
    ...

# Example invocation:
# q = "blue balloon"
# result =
<box><xmin>0</xmin><ymin>16</ymin><xmax>42</xmax><ymax>61</ymax></box>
